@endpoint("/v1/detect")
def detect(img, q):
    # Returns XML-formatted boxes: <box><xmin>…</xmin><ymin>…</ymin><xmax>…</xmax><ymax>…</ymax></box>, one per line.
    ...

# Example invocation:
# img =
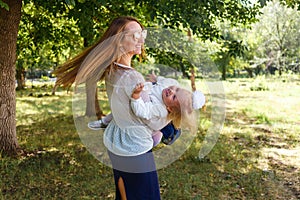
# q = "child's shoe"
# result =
<box><xmin>88</xmin><ymin>120</ymin><xmax>107</xmax><ymax>130</ymax></box>
<box><xmin>161</xmin><ymin>123</ymin><xmax>181</xmax><ymax>145</ymax></box>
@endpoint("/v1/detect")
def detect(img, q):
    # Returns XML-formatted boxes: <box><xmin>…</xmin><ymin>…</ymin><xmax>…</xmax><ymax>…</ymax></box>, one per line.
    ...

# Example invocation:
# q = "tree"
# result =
<box><xmin>247</xmin><ymin>0</ymin><xmax>300</xmax><ymax>75</ymax></box>
<box><xmin>16</xmin><ymin>1</ymin><xmax>83</xmax><ymax>90</ymax></box>
<box><xmin>259</xmin><ymin>0</ymin><xmax>300</xmax><ymax>10</ymax></box>
<box><xmin>212</xmin><ymin>29</ymin><xmax>248</xmax><ymax>80</ymax></box>
<box><xmin>0</xmin><ymin>0</ymin><xmax>22</xmax><ymax>155</ymax></box>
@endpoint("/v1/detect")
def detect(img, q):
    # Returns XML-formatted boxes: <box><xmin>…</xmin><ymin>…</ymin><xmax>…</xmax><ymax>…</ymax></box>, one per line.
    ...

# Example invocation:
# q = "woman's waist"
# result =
<box><xmin>103</xmin><ymin>120</ymin><xmax>154</xmax><ymax>156</ymax></box>
<box><xmin>106</xmin><ymin>119</ymin><xmax>152</xmax><ymax>137</ymax></box>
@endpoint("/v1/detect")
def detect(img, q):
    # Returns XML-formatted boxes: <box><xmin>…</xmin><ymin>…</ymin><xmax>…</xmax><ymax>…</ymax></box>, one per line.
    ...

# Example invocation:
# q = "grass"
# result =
<box><xmin>1</xmin><ymin>75</ymin><xmax>300</xmax><ymax>199</ymax></box>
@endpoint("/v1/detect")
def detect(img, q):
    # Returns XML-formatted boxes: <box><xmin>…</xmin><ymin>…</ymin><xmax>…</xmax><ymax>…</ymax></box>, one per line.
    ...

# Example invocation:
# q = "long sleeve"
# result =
<box><xmin>130</xmin><ymin>97</ymin><xmax>168</xmax><ymax>120</ymax></box>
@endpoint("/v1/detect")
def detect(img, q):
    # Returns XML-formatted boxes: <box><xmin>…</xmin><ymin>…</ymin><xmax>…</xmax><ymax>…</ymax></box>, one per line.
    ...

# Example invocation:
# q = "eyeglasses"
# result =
<box><xmin>131</xmin><ymin>30</ymin><xmax>147</xmax><ymax>40</ymax></box>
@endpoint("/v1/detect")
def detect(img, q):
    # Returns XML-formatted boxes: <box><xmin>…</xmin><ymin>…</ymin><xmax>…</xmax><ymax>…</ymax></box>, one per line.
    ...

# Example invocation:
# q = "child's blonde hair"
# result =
<box><xmin>167</xmin><ymin>88</ymin><xmax>197</xmax><ymax>132</ymax></box>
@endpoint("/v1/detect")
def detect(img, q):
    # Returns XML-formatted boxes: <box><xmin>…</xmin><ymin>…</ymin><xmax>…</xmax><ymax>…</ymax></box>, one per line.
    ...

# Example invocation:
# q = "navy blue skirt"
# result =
<box><xmin>108</xmin><ymin>150</ymin><xmax>161</xmax><ymax>200</ymax></box>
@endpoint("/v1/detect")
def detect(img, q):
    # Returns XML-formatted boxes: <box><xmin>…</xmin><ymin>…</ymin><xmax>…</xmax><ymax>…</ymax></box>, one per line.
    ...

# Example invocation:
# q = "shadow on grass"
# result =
<box><xmin>157</xmin><ymin>125</ymin><xmax>299</xmax><ymax>199</ymax></box>
<box><xmin>1</xmin><ymin>114</ymin><xmax>114</xmax><ymax>199</ymax></box>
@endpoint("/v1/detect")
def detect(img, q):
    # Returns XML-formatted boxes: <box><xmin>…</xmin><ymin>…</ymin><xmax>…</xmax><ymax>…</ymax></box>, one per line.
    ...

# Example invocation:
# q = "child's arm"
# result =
<box><xmin>131</xmin><ymin>83</ymin><xmax>144</xmax><ymax>99</ymax></box>
<box><xmin>131</xmin><ymin>83</ymin><xmax>168</xmax><ymax>120</ymax></box>
<box><xmin>147</xmin><ymin>71</ymin><xmax>157</xmax><ymax>83</ymax></box>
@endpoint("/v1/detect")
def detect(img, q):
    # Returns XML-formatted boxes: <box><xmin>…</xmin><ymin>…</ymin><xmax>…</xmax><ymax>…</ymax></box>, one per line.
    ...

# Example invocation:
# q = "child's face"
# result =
<box><xmin>162</xmin><ymin>86</ymin><xmax>181</xmax><ymax>112</ymax></box>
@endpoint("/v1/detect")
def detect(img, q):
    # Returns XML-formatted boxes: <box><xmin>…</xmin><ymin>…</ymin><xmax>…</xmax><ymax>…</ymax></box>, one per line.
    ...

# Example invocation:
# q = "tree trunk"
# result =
<box><xmin>0</xmin><ymin>0</ymin><xmax>22</xmax><ymax>155</ymax></box>
<box><xmin>190</xmin><ymin>66</ymin><xmax>206</xmax><ymax>111</ymax></box>
<box><xmin>82</xmin><ymin>37</ymin><xmax>102</xmax><ymax>118</ymax></box>
<box><xmin>16</xmin><ymin>66</ymin><xmax>26</xmax><ymax>90</ymax></box>
<box><xmin>190</xmin><ymin>67</ymin><xmax>196</xmax><ymax>92</ymax></box>
<box><xmin>85</xmin><ymin>79</ymin><xmax>102</xmax><ymax>118</ymax></box>
<box><xmin>94</xmin><ymin>88</ymin><xmax>103</xmax><ymax>118</ymax></box>
<box><xmin>221</xmin><ymin>65</ymin><xmax>226</xmax><ymax>80</ymax></box>
<box><xmin>244</xmin><ymin>67</ymin><xmax>253</xmax><ymax>78</ymax></box>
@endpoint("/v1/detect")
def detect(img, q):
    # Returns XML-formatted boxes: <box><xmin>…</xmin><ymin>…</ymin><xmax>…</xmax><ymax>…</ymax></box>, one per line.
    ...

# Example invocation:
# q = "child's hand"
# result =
<box><xmin>134</xmin><ymin>83</ymin><xmax>144</xmax><ymax>93</ymax></box>
<box><xmin>132</xmin><ymin>83</ymin><xmax>144</xmax><ymax>99</ymax></box>
<box><xmin>147</xmin><ymin>71</ymin><xmax>157</xmax><ymax>83</ymax></box>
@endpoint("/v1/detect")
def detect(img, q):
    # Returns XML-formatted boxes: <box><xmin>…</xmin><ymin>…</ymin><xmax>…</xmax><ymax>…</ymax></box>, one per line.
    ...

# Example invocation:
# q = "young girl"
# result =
<box><xmin>132</xmin><ymin>75</ymin><xmax>205</xmax><ymax>144</ymax></box>
<box><xmin>89</xmin><ymin>73</ymin><xmax>206</xmax><ymax>146</ymax></box>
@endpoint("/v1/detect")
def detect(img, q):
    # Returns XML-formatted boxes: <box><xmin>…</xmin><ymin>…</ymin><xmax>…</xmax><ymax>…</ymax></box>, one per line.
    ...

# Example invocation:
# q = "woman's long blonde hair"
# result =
<box><xmin>52</xmin><ymin>16</ymin><xmax>145</xmax><ymax>87</ymax></box>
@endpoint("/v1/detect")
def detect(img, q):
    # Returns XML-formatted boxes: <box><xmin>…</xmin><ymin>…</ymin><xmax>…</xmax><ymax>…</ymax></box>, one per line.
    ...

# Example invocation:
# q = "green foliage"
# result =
<box><xmin>213</xmin><ymin>39</ymin><xmax>248</xmax><ymax>80</ymax></box>
<box><xmin>279</xmin><ymin>0</ymin><xmax>300</xmax><ymax>10</ymax></box>
<box><xmin>259</xmin><ymin>0</ymin><xmax>300</xmax><ymax>10</ymax></box>
<box><xmin>144</xmin><ymin>0</ymin><xmax>260</xmax><ymax>40</ymax></box>
<box><xmin>210</xmin><ymin>19</ymin><xmax>252</xmax><ymax>80</ymax></box>
<box><xmin>255</xmin><ymin>113</ymin><xmax>271</xmax><ymax>124</ymax></box>
<box><xmin>250</xmin><ymin>82</ymin><xmax>269</xmax><ymax>91</ymax></box>
<box><xmin>40</xmin><ymin>75</ymin><xmax>50</xmax><ymax>82</ymax></box>
<box><xmin>17</xmin><ymin>0</ymin><xmax>261</xmax><ymax>82</ymax></box>
<box><xmin>145</xmin><ymin>28</ymin><xmax>220</xmax><ymax>79</ymax></box>
<box><xmin>17</xmin><ymin>1</ymin><xmax>83</xmax><ymax>75</ymax></box>
<box><xmin>10</xmin><ymin>0</ymin><xmax>300</xmax><ymax>87</ymax></box>
<box><xmin>0</xmin><ymin>0</ymin><xmax>9</xmax><ymax>10</ymax></box>
<box><xmin>17</xmin><ymin>0</ymin><xmax>300</xmax><ymax>86</ymax></box>
<box><xmin>208</xmin><ymin>0</ymin><xmax>300</xmax><ymax>79</ymax></box>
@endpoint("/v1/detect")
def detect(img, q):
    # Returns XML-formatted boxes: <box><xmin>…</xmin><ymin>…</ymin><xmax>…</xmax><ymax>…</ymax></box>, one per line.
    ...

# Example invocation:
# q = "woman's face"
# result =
<box><xmin>122</xmin><ymin>21</ymin><xmax>146</xmax><ymax>56</ymax></box>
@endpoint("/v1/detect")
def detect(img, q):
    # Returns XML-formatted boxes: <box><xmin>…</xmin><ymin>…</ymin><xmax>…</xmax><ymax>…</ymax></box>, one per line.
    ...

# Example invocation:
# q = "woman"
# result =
<box><xmin>74</xmin><ymin>16</ymin><xmax>161</xmax><ymax>200</ymax></box>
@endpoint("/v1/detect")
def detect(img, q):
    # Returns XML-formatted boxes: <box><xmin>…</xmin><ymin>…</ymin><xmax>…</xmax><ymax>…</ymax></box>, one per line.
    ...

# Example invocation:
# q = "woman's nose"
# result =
<box><xmin>138</xmin><ymin>36</ymin><xmax>145</xmax><ymax>44</ymax></box>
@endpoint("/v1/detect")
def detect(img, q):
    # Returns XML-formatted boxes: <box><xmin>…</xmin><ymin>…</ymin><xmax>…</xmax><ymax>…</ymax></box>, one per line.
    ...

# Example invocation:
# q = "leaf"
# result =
<box><xmin>64</xmin><ymin>0</ymin><xmax>75</xmax><ymax>6</ymax></box>
<box><xmin>0</xmin><ymin>0</ymin><xmax>9</xmax><ymax>11</ymax></box>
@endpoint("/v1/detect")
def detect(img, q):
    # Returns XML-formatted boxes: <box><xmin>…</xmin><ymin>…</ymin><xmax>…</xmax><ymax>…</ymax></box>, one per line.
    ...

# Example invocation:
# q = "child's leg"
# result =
<box><xmin>152</xmin><ymin>131</ymin><xmax>163</xmax><ymax>147</ymax></box>
<box><xmin>160</xmin><ymin>122</ymin><xmax>181</xmax><ymax>145</ymax></box>
<box><xmin>88</xmin><ymin>113</ymin><xmax>112</xmax><ymax>130</ymax></box>
<box><xmin>102</xmin><ymin>113</ymin><xmax>113</xmax><ymax>125</ymax></box>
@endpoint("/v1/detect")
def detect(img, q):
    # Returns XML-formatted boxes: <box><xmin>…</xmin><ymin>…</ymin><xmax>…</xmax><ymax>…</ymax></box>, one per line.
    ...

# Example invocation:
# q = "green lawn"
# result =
<box><xmin>1</xmin><ymin>75</ymin><xmax>299</xmax><ymax>199</ymax></box>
